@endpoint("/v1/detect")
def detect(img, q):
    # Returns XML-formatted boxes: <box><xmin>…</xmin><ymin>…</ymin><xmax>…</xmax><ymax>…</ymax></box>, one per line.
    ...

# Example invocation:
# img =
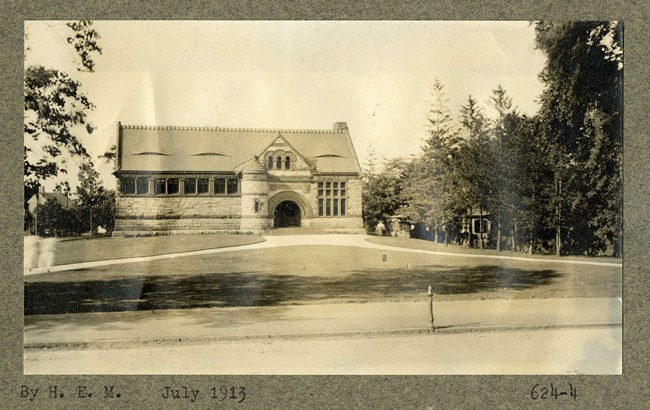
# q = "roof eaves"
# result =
<box><xmin>120</xmin><ymin>124</ymin><xmax>347</xmax><ymax>134</ymax></box>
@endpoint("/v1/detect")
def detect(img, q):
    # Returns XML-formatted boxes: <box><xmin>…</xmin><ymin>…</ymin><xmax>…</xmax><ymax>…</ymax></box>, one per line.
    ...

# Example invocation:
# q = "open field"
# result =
<box><xmin>25</xmin><ymin>239</ymin><xmax>621</xmax><ymax>315</ymax></box>
<box><xmin>26</xmin><ymin>234</ymin><xmax>265</xmax><ymax>266</ymax></box>
<box><xmin>366</xmin><ymin>236</ymin><xmax>623</xmax><ymax>263</ymax></box>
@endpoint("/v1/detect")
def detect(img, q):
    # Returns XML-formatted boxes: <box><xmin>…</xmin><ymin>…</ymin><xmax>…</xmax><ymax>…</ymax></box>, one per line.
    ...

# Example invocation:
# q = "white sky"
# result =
<box><xmin>25</xmin><ymin>20</ymin><xmax>547</xmax><ymax>189</ymax></box>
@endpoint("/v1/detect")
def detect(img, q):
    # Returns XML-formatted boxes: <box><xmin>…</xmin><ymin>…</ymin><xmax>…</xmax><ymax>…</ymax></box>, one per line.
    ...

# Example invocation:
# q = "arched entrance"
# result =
<box><xmin>274</xmin><ymin>200</ymin><xmax>301</xmax><ymax>227</ymax></box>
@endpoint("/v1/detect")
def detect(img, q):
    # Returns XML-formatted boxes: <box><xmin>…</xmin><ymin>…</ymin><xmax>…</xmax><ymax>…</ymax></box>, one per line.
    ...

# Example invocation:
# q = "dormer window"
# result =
<box><xmin>285</xmin><ymin>156</ymin><xmax>291</xmax><ymax>170</ymax></box>
<box><xmin>276</xmin><ymin>156</ymin><xmax>282</xmax><ymax>169</ymax></box>
<box><xmin>268</xmin><ymin>156</ymin><xmax>274</xmax><ymax>169</ymax></box>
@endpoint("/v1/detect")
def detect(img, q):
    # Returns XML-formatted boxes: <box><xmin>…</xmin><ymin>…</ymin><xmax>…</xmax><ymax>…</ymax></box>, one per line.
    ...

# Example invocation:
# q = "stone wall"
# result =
<box><xmin>114</xmin><ymin>195</ymin><xmax>242</xmax><ymax>235</ymax></box>
<box><xmin>346</xmin><ymin>179</ymin><xmax>363</xmax><ymax>218</ymax></box>
<box><xmin>113</xmin><ymin>175</ymin><xmax>364</xmax><ymax>235</ymax></box>
<box><xmin>302</xmin><ymin>216</ymin><xmax>365</xmax><ymax>233</ymax></box>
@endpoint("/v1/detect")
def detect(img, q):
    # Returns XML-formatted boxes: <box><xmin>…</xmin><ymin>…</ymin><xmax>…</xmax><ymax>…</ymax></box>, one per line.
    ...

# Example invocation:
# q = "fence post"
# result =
<box><xmin>427</xmin><ymin>285</ymin><xmax>435</xmax><ymax>332</ymax></box>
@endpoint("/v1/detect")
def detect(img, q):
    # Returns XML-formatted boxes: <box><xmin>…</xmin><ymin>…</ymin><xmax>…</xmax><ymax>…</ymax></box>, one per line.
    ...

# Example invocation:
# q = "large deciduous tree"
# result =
<box><xmin>362</xmin><ymin>153</ymin><xmax>411</xmax><ymax>234</ymax></box>
<box><xmin>24</xmin><ymin>21</ymin><xmax>102</xmax><ymax>215</ymax></box>
<box><xmin>534</xmin><ymin>21</ymin><xmax>622</xmax><ymax>256</ymax></box>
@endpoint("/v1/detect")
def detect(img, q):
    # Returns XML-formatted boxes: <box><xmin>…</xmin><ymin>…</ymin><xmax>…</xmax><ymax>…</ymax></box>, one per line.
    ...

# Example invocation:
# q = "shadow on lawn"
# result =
<box><xmin>24</xmin><ymin>265</ymin><xmax>561</xmax><ymax>315</ymax></box>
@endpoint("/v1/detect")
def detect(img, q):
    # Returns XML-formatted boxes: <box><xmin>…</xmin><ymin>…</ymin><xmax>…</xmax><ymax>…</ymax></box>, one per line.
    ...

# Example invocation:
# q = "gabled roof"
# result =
<box><xmin>260</xmin><ymin>132</ymin><xmax>315</xmax><ymax>170</ymax></box>
<box><xmin>233</xmin><ymin>156</ymin><xmax>268</xmax><ymax>174</ymax></box>
<box><xmin>116</xmin><ymin>123</ymin><xmax>362</xmax><ymax>174</ymax></box>
<box><xmin>27</xmin><ymin>192</ymin><xmax>76</xmax><ymax>211</ymax></box>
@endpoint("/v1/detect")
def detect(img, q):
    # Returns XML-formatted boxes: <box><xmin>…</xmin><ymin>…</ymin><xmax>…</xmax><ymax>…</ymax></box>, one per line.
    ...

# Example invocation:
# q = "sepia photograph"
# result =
<box><xmin>23</xmin><ymin>20</ymin><xmax>622</xmax><ymax>375</ymax></box>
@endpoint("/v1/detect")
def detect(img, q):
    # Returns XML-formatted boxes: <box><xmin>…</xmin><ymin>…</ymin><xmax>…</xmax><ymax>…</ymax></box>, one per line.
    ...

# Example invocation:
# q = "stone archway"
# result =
<box><xmin>268</xmin><ymin>191</ymin><xmax>313</xmax><ymax>228</ymax></box>
<box><xmin>274</xmin><ymin>201</ymin><xmax>301</xmax><ymax>227</ymax></box>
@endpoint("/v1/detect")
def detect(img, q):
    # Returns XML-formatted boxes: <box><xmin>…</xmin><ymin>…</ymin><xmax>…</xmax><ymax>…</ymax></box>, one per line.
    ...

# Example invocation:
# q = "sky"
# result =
<box><xmin>25</xmin><ymin>20</ymin><xmax>547</xmax><ymax>190</ymax></box>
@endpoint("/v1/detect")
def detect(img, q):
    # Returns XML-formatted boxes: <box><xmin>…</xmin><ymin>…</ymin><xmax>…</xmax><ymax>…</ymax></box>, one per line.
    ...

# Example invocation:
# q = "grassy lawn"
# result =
<box><xmin>366</xmin><ymin>236</ymin><xmax>623</xmax><ymax>263</ymax></box>
<box><xmin>25</xmin><ymin>244</ymin><xmax>621</xmax><ymax>315</ymax></box>
<box><xmin>29</xmin><ymin>234</ymin><xmax>265</xmax><ymax>266</ymax></box>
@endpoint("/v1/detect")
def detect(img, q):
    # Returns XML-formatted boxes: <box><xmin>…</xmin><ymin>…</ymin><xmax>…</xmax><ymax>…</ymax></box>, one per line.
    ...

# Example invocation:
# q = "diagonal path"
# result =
<box><xmin>25</xmin><ymin>234</ymin><xmax>622</xmax><ymax>275</ymax></box>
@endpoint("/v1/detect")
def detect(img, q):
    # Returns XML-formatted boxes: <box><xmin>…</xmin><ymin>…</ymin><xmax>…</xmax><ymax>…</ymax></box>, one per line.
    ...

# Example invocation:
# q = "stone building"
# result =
<box><xmin>113</xmin><ymin>122</ymin><xmax>364</xmax><ymax>236</ymax></box>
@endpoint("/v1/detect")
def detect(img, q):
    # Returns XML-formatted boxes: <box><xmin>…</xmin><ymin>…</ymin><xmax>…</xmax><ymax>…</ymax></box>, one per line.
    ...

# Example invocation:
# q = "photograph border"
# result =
<box><xmin>3</xmin><ymin>1</ymin><xmax>648</xmax><ymax>408</ymax></box>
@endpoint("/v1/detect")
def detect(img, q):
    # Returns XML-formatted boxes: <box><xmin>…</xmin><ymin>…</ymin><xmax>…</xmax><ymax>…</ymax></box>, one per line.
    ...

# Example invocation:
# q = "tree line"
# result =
<box><xmin>24</xmin><ymin>21</ymin><xmax>114</xmax><ymax>237</ymax></box>
<box><xmin>363</xmin><ymin>21</ymin><xmax>622</xmax><ymax>257</ymax></box>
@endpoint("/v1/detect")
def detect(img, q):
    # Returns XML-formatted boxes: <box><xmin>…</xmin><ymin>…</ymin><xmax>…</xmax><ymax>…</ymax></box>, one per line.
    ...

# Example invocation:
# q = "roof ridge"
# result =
<box><xmin>121</xmin><ymin>124</ymin><xmax>346</xmax><ymax>134</ymax></box>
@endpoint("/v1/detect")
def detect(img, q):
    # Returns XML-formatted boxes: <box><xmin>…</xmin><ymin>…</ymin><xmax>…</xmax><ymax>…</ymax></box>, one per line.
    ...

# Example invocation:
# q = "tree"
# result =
<box><xmin>362</xmin><ymin>156</ymin><xmax>411</xmax><ymax>233</ymax></box>
<box><xmin>534</xmin><ymin>21</ymin><xmax>623</xmax><ymax>256</ymax></box>
<box><xmin>487</xmin><ymin>85</ymin><xmax>514</xmax><ymax>251</ymax></box>
<box><xmin>34</xmin><ymin>198</ymin><xmax>67</xmax><ymax>236</ymax></box>
<box><xmin>76</xmin><ymin>160</ymin><xmax>107</xmax><ymax>236</ymax></box>
<box><xmin>65</xmin><ymin>21</ymin><xmax>103</xmax><ymax>72</ymax></box>
<box><xmin>24</xmin><ymin>21</ymin><xmax>102</xmax><ymax>224</ymax></box>
<box><xmin>34</xmin><ymin>197</ymin><xmax>83</xmax><ymax>237</ymax></box>
<box><xmin>98</xmin><ymin>144</ymin><xmax>117</xmax><ymax>165</ymax></box>
<box><xmin>24</xmin><ymin>66</ymin><xmax>93</xmax><ymax>198</ymax></box>
<box><xmin>402</xmin><ymin>79</ymin><xmax>459</xmax><ymax>243</ymax></box>
<box><xmin>456</xmin><ymin>95</ymin><xmax>492</xmax><ymax>248</ymax></box>
<box><xmin>94</xmin><ymin>190</ymin><xmax>116</xmax><ymax>235</ymax></box>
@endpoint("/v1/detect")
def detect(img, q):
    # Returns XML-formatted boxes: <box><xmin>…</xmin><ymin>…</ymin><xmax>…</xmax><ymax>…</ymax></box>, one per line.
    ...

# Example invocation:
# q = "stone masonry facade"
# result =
<box><xmin>113</xmin><ymin>122</ymin><xmax>364</xmax><ymax>236</ymax></box>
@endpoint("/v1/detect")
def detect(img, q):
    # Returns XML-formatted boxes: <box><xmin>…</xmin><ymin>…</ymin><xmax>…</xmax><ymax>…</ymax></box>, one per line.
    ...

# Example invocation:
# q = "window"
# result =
<box><xmin>184</xmin><ymin>178</ymin><xmax>196</xmax><ymax>194</ymax></box>
<box><xmin>254</xmin><ymin>198</ymin><xmax>261</xmax><ymax>213</ymax></box>
<box><xmin>136</xmin><ymin>177</ymin><xmax>149</xmax><ymax>195</ymax></box>
<box><xmin>121</xmin><ymin>178</ymin><xmax>135</xmax><ymax>194</ymax></box>
<box><xmin>227</xmin><ymin>179</ymin><xmax>239</xmax><ymax>194</ymax></box>
<box><xmin>167</xmin><ymin>179</ymin><xmax>179</xmax><ymax>194</ymax></box>
<box><xmin>154</xmin><ymin>178</ymin><xmax>167</xmax><ymax>194</ymax></box>
<box><xmin>285</xmin><ymin>156</ymin><xmax>291</xmax><ymax>170</ymax></box>
<box><xmin>197</xmin><ymin>178</ymin><xmax>209</xmax><ymax>194</ymax></box>
<box><xmin>268</xmin><ymin>156</ymin><xmax>274</xmax><ymax>169</ymax></box>
<box><xmin>276</xmin><ymin>156</ymin><xmax>282</xmax><ymax>169</ymax></box>
<box><xmin>473</xmin><ymin>219</ymin><xmax>488</xmax><ymax>234</ymax></box>
<box><xmin>317</xmin><ymin>181</ymin><xmax>347</xmax><ymax>217</ymax></box>
<box><xmin>152</xmin><ymin>178</ymin><xmax>180</xmax><ymax>195</ymax></box>
<box><xmin>214</xmin><ymin>178</ymin><xmax>239</xmax><ymax>195</ymax></box>
<box><xmin>214</xmin><ymin>179</ymin><xmax>226</xmax><ymax>194</ymax></box>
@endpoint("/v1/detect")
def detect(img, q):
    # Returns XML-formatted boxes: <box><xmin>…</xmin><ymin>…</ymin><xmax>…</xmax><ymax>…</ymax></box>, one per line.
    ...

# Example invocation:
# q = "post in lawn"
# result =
<box><xmin>427</xmin><ymin>285</ymin><xmax>435</xmax><ymax>332</ymax></box>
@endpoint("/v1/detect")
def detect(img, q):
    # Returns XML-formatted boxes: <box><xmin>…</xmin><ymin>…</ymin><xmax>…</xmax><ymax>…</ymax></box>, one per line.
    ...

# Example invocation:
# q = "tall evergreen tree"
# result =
<box><xmin>402</xmin><ymin>79</ymin><xmax>458</xmax><ymax>242</ymax></box>
<box><xmin>487</xmin><ymin>85</ymin><xmax>514</xmax><ymax>251</ymax></box>
<box><xmin>456</xmin><ymin>95</ymin><xmax>492</xmax><ymax>248</ymax></box>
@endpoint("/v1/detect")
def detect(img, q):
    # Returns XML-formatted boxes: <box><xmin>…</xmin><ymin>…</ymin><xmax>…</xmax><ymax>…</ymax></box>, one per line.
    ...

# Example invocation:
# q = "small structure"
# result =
<box><xmin>26</xmin><ymin>187</ymin><xmax>77</xmax><ymax>236</ymax></box>
<box><xmin>26</xmin><ymin>187</ymin><xmax>75</xmax><ymax>215</ymax></box>
<box><xmin>113</xmin><ymin>122</ymin><xmax>364</xmax><ymax>235</ymax></box>
<box><xmin>461</xmin><ymin>209</ymin><xmax>492</xmax><ymax>246</ymax></box>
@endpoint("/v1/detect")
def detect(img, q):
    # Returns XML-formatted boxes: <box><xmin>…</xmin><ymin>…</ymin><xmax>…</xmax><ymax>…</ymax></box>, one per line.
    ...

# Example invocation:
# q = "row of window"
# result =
<box><xmin>317</xmin><ymin>181</ymin><xmax>346</xmax><ymax>216</ymax></box>
<box><xmin>120</xmin><ymin>177</ymin><xmax>349</xmax><ymax>216</ymax></box>
<box><xmin>268</xmin><ymin>156</ymin><xmax>291</xmax><ymax>170</ymax></box>
<box><xmin>120</xmin><ymin>177</ymin><xmax>239</xmax><ymax>196</ymax></box>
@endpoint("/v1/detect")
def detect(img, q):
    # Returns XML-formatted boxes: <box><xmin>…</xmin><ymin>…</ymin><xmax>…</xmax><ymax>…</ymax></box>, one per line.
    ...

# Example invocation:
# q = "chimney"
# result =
<box><xmin>333</xmin><ymin>122</ymin><xmax>348</xmax><ymax>132</ymax></box>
